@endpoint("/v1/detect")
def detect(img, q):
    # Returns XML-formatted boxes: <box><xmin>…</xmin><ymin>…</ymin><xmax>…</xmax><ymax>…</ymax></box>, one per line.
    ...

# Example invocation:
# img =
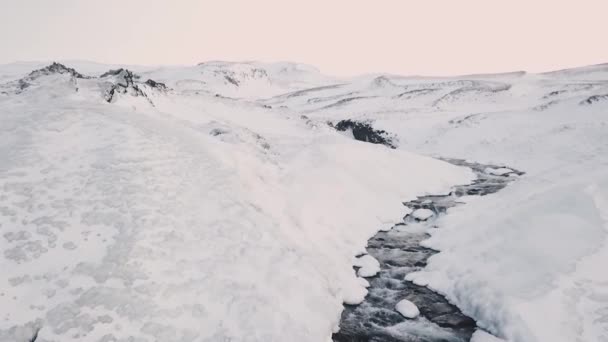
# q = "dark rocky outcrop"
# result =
<box><xmin>331</xmin><ymin>119</ymin><xmax>396</xmax><ymax>148</ymax></box>
<box><xmin>580</xmin><ymin>94</ymin><xmax>608</xmax><ymax>105</ymax></box>
<box><xmin>100</xmin><ymin>68</ymin><xmax>145</xmax><ymax>103</ymax></box>
<box><xmin>144</xmin><ymin>79</ymin><xmax>168</xmax><ymax>91</ymax></box>
<box><xmin>27</xmin><ymin>62</ymin><xmax>88</xmax><ymax>79</ymax></box>
<box><xmin>224</xmin><ymin>75</ymin><xmax>239</xmax><ymax>86</ymax></box>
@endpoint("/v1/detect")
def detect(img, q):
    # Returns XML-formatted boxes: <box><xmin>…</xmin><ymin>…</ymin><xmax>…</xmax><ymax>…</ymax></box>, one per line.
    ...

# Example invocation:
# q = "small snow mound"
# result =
<box><xmin>471</xmin><ymin>330</ymin><xmax>506</xmax><ymax>342</ymax></box>
<box><xmin>395</xmin><ymin>299</ymin><xmax>420</xmax><ymax>319</ymax></box>
<box><xmin>342</xmin><ymin>285</ymin><xmax>368</xmax><ymax>305</ymax></box>
<box><xmin>354</xmin><ymin>254</ymin><xmax>380</xmax><ymax>278</ymax></box>
<box><xmin>411</xmin><ymin>208</ymin><xmax>434</xmax><ymax>221</ymax></box>
<box><xmin>484</xmin><ymin>167</ymin><xmax>513</xmax><ymax>176</ymax></box>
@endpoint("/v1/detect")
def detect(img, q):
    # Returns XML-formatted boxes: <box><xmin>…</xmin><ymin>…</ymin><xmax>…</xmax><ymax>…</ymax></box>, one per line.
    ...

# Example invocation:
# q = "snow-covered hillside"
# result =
<box><xmin>266</xmin><ymin>64</ymin><xmax>608</xmax><ymax>342</ymax></box>
<box><xmin>0</xmin><ymin>62</ymin><xmax>471</xmax><ymax>342</ymax></box>
<box><xmin>1</xmin><ymin>60</ymin><xmax>607</xmax><ymax>342</ymax></box>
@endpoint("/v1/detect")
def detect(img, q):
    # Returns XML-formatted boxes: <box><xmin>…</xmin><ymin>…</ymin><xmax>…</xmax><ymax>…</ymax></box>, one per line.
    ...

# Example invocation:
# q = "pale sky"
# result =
<box><xmin>1</xmin><ymin>0</ymin><xmax>607</xmax><ymax>76</ymax></box>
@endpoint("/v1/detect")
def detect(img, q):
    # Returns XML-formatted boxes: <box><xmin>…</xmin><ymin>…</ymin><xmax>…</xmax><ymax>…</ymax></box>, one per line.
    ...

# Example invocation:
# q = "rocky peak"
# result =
<box><xmin>27</xmin><ymin>62</ymin><xmax>88</xmax><ymax>80</ymax></box>
<box><xmin>100</xmin><ymin>68</ymin><xmax>139</xmax><ymax>87</ymax></box>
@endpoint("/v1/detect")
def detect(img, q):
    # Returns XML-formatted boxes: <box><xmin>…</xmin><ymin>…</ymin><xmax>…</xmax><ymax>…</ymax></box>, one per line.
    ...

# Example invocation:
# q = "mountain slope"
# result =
<box><xmin>0</xmin><ymin>62</ymin><xmax>472</xmax><ymax>342</ymax></box>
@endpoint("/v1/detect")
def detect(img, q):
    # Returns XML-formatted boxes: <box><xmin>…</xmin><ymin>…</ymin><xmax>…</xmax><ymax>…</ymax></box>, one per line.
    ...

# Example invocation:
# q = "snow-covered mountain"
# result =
<box><xmin>0</xmin><ymin>61</ymin><xmax>607</xmax><ymax>342</ymax></box>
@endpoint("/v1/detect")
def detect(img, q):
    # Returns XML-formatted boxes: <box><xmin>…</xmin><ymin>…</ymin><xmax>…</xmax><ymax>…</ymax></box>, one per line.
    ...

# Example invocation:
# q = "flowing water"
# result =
<box><xmin>333</xmin><ymin>159</ymin><xmax>523</xmax><ymax>342</ymax></box>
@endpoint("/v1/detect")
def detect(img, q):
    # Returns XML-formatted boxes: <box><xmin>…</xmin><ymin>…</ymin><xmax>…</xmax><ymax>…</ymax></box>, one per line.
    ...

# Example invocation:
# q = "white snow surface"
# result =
<box><xmin>267</xmin><ymin>63</ymin><xmax>608</xmax><ymax>342</ymax></box>
<box><xmin>471</xmin><ymin>330</ymin><xmax>507</xmax><ymax>342</ymax></box>
<box><xmin>0</xmin><ymin>62</ymin><xmax>473</xmax><ymax>342</ymax></box>
<box><xmin>3</xmin><ymin>60</ymin><xmax>608</xmax><ymax>342</ymax></box>
<box><xmin>395</xmin><ymin>299</ymin><xmax>420</xmax><ymax>319</ymax></box>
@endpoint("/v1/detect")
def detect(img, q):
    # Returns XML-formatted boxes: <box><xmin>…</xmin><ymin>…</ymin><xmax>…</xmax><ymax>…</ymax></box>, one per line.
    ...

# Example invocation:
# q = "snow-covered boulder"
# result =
<box><xmin>411</xmin><ymin>208</ymin><xmax>434</xmax><ymax>221</ymax></box>
<box><xmin>395</xmin><ymin>299</ymin><xmax>420</xmax><ymax>319</ymax></box>
<box><xmin>342</xmin><ymin>285</ymin><xmax>369</xmax><ymax>305</ymax></box>
<box><xmin>354</xmin><ymin>254</ymin><xmax>381</xmax><ymax>278</ymax></box>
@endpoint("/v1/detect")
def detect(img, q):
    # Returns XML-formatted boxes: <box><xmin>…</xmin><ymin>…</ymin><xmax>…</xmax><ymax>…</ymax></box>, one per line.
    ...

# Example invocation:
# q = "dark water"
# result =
<box><xmin>333</xmin><ymin>159</ymin><xmax>523</xmax><ymax>342</ymax></box>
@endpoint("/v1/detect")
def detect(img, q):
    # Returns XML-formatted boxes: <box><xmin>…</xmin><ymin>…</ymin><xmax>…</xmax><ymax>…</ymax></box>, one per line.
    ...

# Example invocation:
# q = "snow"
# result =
<box><xmin>395</xmin><ymin>299</ymin><xmax>420</xmax><ymax>319</ymax></box>
<box><xmin>471</xmin><ymin>330</ymin><xmax>506</xmax><ymax>342</ymax></box>
<box><xmin>2</xmin><ymin>59</ymin><xmax>608</xmax><ymax>342</ymax></box>
<box><xmin>0</xmin><ymin>62</ymin><xmax>473</xmax><ymax>342</ymax></box>
<box><xmin>411</xmin><ymin>208</ymin><xmax>434</xmax><ymax>221</ymax></box>
<box><xmin>267</xmin><ymin>63</ymin><xmax>608</xmax><ymax>341</ymax></box>
<box><xmin>353</xmin><ymin>254</ymin><xmax>381</xmax><ymax>278</ymax></box>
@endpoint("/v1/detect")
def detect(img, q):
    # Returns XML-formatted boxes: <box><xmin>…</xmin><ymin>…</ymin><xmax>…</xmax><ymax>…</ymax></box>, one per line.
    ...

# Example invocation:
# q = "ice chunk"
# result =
<box><xmin>354</xmin><ymin>254</ymin><xmax>380</xmax><ymax>278</ymax></box>
<box><xmin>411</xmin><ymin>208</ymin><xmax>434</xmax><ymax>221</ymax></box>
<box><xmin>395</xmin><ymin>299</ymin><xmax>420</xmax><ymax>319</ymax></box>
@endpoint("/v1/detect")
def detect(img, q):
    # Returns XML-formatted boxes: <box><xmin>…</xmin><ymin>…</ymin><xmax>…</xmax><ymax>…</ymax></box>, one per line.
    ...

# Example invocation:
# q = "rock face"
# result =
<box><xmin>99</xmin><ymin>69</ymin><xmax>167</xmax><ymax>103</ymax></box>
<box><xmin>100</xmin><ymin>68</ymin><xmax>145</xmax><ymax>103</ymax></box>
<box><xmin>144</xmin><ymin>79</ymin><xmax>168</xmax><ymax>91</ymax></box>
<box><xmin>332</xmin><ymin>119</ymin><xmax>396</xmax><ymax>148</ymax></box>
<box><xmin>580</xmin><ymin>94</ymin><xmax>608</xmax><ymax>105</ymax></box>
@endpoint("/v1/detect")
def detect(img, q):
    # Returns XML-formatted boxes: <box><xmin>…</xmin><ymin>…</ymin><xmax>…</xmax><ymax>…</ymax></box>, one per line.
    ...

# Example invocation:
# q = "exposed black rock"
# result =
<box><xmin>224</xmin><ymin>75</ymin><xmax>240</xmax><ymax>86</ymax></box>
<box><xmin>5</xmin><ymin>63</ymin><xmax>88</xmax><ymax>95</ymax></box>
<box><xmin>331</xmin><ymin>120</ymin><xmax>396</xmax><ymax>148</ymax></box>
<box><xmin>28</xmin><ymin>328</ymin><xmax>40</xmax><ymax>342</ymax></box>
<box><xmin>543</xmin><ymin>90</ymin><xmax>566</xmax><ymax>99</ymax></box>
<box><xmin>580</xmin><ymin>94</ymin><xmax>608</xmax><ymax>105</ymax></box>
<box><xmin>100</xmin><ymin>68</ymin><xmax>146</xmax><ymax>103</ymax></box>
<box><xmin>99</xmin><ymin>68</ymin><xmax>138</xmax><ymax>80</ymax></box>
<box><xmin>144</xmin><ymin>79</ymin><xmax>168</xmax><ymax>91</ymax></box>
